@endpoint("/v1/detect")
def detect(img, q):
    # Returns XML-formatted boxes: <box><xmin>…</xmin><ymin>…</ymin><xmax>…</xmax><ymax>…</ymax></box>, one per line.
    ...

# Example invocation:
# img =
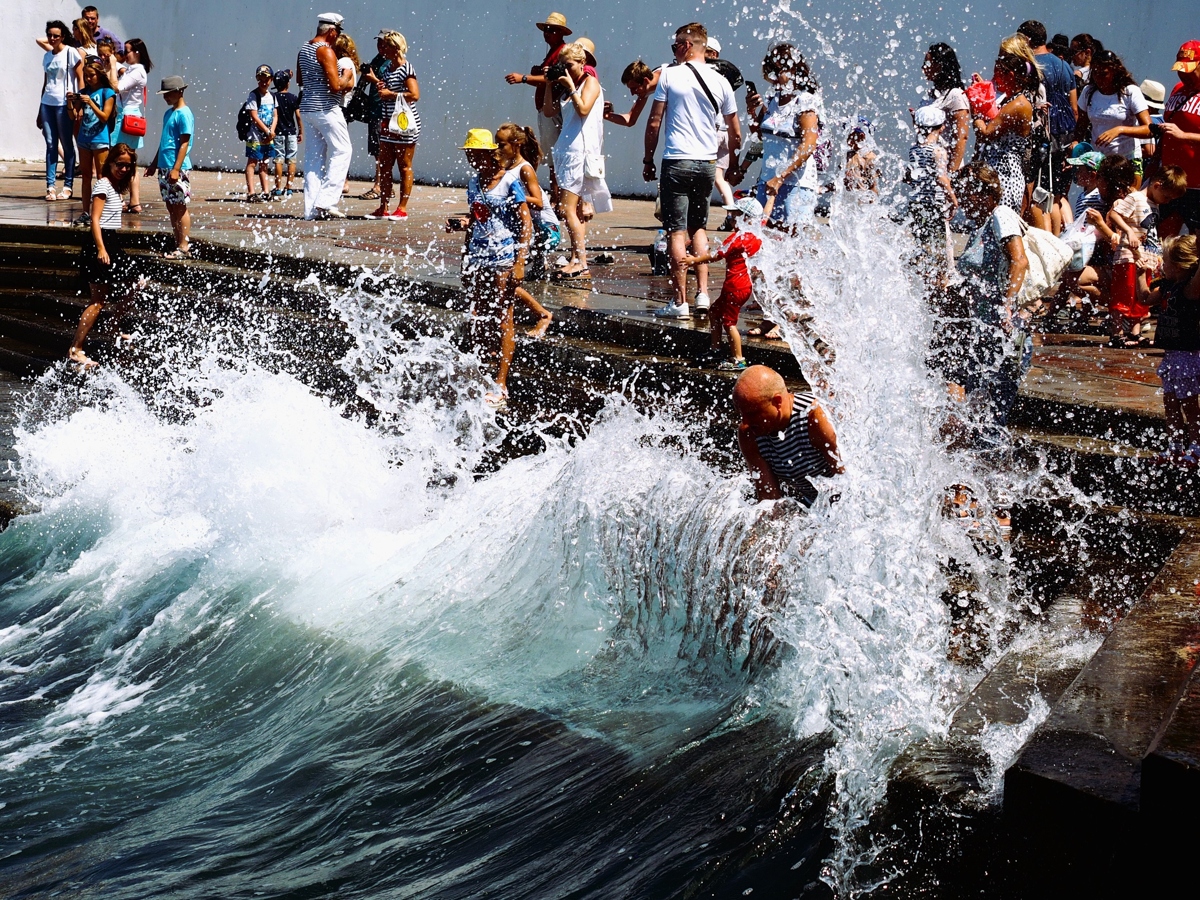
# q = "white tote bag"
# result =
<box><xmin>388</xmin><ymin>96</ymin><xmax>419</xmax><ymax>142</ymax></box>
<box><xmin>1016</xmin><ymin>219</ymin><xmax>1072</xmax><ymax>307</ymax></box>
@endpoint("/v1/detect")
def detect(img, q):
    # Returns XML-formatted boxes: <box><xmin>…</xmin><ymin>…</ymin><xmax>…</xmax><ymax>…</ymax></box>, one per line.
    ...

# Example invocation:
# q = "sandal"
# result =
<box><xmin>553</xmin><ymin>268</ymin><xmax>591</xmax><ymax>281</ymax></box>
<box><xmin>358</xmin><ymin>188</ymin><xmax>381</xmax><ymax>200</ymax></box>
<box><xmin>127</xmin><ymin>204</ymin><xmax>143</xmax><ymax>215</ymax></box>
<box><xmin>57</xmin><ymin>187</ymin><xmax>72</xmax><ymax>201</ymax></box>
<box><xmin>163</xmin><ymin>247</ymin><xmax>192</xmax><ymax>260</ymax></box>
<box><xmin>46</xmin><ymin>190</ymin><xmax>57</xmax><ymax>202</ymax></box>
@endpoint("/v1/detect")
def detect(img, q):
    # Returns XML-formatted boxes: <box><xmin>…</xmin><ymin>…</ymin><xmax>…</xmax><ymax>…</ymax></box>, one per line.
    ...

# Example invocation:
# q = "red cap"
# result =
<box><xmin>1173</xmin><ymin>40</ymin><xmax>1200</xmax><ymax>73</ymax></box>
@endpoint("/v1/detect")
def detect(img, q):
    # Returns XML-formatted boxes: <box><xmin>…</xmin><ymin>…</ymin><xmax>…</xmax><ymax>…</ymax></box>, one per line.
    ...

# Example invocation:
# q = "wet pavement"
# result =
<box><xmin>0</xmin><ymin>161</ymin><xmax>1168</xmax><ymax>423</ymax></box>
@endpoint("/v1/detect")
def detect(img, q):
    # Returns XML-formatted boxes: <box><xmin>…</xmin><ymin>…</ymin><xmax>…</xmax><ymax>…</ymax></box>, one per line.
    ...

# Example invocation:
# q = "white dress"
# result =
<box><xmin>551</xmin><ymin>76</ymin><xmax>612</xmax><ymax>213</ymax></box>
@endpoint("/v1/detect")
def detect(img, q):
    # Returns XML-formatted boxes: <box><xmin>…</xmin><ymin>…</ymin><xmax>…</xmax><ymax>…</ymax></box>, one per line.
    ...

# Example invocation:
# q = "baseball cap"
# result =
<box><xmin>1066</xmin><ymin>151</ymin><xmax>1104</xmax><ymax>171</ymax></box>
<box><xmin>1173</xmin><ymin>40</ymin><xmax>1200</xmax><ymax>73</ymax></box>
<box><xmin>707</xmin><ymin>37</ymin><xmax>722</xmax><ymax>54</ymax></box>
<box><xmin>1068</xmin><ymin>142</ymin><xmax>1095</xmax><ymax>159</ymax></box>
<box><xmin>256</xmin><ymin>64</ymin><xmax>273</xmax><ymax>79</ymax></box>
<box><xmin>914</xmin><ymin>105</ymin><xmax>946</xmax><ymax>128</ymax></box>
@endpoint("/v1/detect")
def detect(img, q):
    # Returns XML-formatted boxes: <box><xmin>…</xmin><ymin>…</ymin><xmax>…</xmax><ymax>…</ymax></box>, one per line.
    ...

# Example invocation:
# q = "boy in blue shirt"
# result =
<box><xmin>144</xmin><ymin>75</ymin><xmax>194</xmax><ymax>259</ymax></box>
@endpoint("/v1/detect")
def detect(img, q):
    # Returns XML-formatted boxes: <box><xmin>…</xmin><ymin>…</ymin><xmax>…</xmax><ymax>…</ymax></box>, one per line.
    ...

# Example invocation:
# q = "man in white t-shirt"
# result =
<box><xmin>643</xmin><ymin>22</ymin><xmax>742</xmax><ymax>317</ymax></box>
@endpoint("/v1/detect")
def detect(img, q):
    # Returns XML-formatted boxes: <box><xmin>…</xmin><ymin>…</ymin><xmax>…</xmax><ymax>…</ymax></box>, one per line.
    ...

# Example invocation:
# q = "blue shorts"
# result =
<box><xmin>755</xmin><ymin>179</ymin><xmax>817</xmax><ymax>228</ymax></box>
<box><xmin>245</xmin><ymin>138</ymin><xmax>277</xmax><ymax>162</ymax></box>
<box><xmin>77</xmin><ymin>137</ymin><xmax>111</xmax><ymax>151</ymax></box>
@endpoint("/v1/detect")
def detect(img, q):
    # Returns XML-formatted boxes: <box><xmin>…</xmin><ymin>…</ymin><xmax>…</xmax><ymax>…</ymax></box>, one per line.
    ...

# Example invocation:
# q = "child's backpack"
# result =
<box><xmin>236</xmin><ymin>103</ymin><xmax>254</xmax><ymax>141</ymax></box>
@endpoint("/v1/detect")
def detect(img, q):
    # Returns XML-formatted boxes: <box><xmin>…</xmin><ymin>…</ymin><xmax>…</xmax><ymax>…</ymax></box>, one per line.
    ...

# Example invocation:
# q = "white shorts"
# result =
<box><xmin>716</xmin><ymin>129</ymin><xmax>731</xmax><ymax>170</ymax></box>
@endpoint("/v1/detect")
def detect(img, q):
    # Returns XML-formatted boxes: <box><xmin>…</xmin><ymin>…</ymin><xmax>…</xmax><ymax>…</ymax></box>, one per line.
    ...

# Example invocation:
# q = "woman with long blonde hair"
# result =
<box><xmin>970</xmin><ymin>35</ymin><xmax>1039</xmax><ymax>211</ymax></box>
<box><xmin>362</xmin><ymin>31</ymin><xmax>421</xmax><ymax>218</ymax></box>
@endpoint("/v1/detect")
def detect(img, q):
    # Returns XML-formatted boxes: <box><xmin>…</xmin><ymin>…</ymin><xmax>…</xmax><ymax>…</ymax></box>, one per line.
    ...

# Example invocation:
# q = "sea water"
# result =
<box><xmin>0</xmin><ymin>23</ymin><xmax>1105</xmax><ymax>895</ymax></box>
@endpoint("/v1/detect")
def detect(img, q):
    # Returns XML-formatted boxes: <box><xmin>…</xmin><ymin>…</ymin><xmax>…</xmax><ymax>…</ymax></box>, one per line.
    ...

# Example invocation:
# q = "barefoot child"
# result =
<box><xmin>144</xmin><ymin>75</ymin><xmax>193</xmax><ymax>259</ymax></box>
<box><xmin>496</xmin><ymin>123</ymin><xmax>555</xmax><ymax>337</ymax></box>
<box><xmin>681</xmin><ymin>197</ymin><xmax>765</xmax><ymax>370</ymax></box>
<box><xmin>69</xmin><ymin>144</ymin><xmax>142</xmax><ymax>368</ymax></box>
<box><xmin>1138</xmin><ymin>235</ymin><xmax>1200</xmax><ymax>465</ymax></box>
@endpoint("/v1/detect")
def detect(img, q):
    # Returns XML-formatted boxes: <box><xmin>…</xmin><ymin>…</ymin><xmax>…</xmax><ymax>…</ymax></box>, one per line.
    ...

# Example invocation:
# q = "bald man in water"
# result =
<box><xmin>734</xmin><ymin>365</ymin><xmax>842</xmax><ymax>504</ymax></box>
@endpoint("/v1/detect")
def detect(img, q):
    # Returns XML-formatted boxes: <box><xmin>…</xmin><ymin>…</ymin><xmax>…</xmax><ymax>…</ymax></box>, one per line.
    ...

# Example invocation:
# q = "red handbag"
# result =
<box><xmin>121</xmin><ymin>87</ymin><xmax>147</xmax><ymax>137</ymax></box>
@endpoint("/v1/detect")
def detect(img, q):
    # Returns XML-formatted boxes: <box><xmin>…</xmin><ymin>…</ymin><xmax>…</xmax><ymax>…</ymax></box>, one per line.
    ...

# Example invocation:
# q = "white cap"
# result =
<box><xmin>914</xmin><ymin>105</ymin><xmax>946</xmax><ymax>128</ymax></box>
<box><xmin>706</xmin><ymin>36</ymin><xmax>721</xmax><ymax>54</ymax></box>
<box><xmin>317</xmin><ymin>12</ymin><xmax>344</xmax><ymax>26</ymax></box>
<box><xmin>731</xmin><ymin>196</ymin><xmax>764</xmax><ymax>219</ymax></box>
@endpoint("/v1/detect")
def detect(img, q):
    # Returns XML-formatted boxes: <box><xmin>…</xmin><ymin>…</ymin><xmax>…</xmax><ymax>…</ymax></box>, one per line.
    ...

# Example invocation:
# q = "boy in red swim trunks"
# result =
<box><xmin>682</xmin><ymin>196</ymin><xmax>764</xmax><ymax>370</ymax></box>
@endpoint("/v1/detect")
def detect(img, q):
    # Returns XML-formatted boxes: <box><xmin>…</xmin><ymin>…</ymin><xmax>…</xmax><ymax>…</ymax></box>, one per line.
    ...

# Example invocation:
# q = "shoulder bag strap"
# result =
<box><xmin>684</xmin><ymin>62</ymin><xmax>721</xmax><ymax>122</ymax></box>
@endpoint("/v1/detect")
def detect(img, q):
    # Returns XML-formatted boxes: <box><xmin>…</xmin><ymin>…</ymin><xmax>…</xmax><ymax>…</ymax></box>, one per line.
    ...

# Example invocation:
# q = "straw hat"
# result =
<box><xmin>462</xmin><ymin>128</ymin><xmax>498</xmax><ymax>150</ymax></box>
<box><xmin>536</xmin><ymin>12</ymin><xmax>571</xmax><ymax>35</ymax></box>
<box><xmin>572</xmin><ymin>36</ymin><xmax>597</xmax><ymax>67</ymax></box>
<box><xmin>1139</xmin><ymin>79</ymin><xmax>1166</xmax><ymax>111</ymax></box>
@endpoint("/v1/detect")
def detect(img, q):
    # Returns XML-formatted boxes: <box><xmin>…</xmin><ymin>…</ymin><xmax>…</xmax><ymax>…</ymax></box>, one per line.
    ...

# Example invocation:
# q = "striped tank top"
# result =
<box><xmin>754</xmin><ymin>390</ymin><xmax>830</xmax><ymax>506</ymax></box>
<box><xmin>298</xmin><ymin>41</ymin><xmax>338</xmax><ymax>113</ymax></box>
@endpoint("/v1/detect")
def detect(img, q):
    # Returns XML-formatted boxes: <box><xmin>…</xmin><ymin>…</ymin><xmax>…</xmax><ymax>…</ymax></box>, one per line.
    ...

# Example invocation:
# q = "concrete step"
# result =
<box><xmin>1003</xmin><ymin>531</ymin><xmax>1200</xmax><ymax>886</ymax></box>
<box><xmin>1016</xmin><ymin>427</ymin><xmax>1200</xmax><ymax>517</ymax></box>
<box><xmin>0</xmin><ymin>334</ymin><xmax>59</xmax><ymax>376</ymax></box>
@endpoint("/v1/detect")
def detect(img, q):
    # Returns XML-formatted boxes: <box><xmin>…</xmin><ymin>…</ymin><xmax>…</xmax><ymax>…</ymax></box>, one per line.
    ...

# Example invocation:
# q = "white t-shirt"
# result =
<box><xmin>92</xmin><ymin>178</ymin><xmax>123</xmax><ymax>229</ymax></box>
<box><xmin>117</xmin><ymin>63</ymin><xmax>146</xmax><ymax>115</ymax></box>
<box><xmin>1111</xmin><ymin>189</ymin><xmax>1157</xmax><ymax>264</ymax></box>
<box><xmin>758</xmin><ymin>91</ymin><xmax>824</xmax><ymax>190</ymax></box>
<box><xmin>1083</xmin><ymin>84</ymin><xmax>1149</xmax><ymax>160</ymax></box>
<box><xmin>338</xmin><ymin>57</ymin><xmax>358</xmax><ymax>108</ymax></box>
<box><xmin>653</xmin><ymin>61</ymin><xmax>737</xmax><ymax>160</ymax></box>
<box><xmin>42</xmin><ymin>47</ymin><xmax>82</xmax><ymax>106</ymax></box>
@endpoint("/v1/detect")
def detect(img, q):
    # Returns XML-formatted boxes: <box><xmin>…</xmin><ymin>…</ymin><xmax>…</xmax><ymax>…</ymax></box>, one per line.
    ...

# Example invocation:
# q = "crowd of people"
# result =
<box><xmin>35</xmin><ymin>7</ymin><xmax>1200</xmax><ymax>478</ymax></box>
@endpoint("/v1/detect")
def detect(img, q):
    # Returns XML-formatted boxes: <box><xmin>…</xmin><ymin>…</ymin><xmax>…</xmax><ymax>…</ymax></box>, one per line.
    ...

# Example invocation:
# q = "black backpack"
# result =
<box><xmin>236</xmin><ymin>104</ymin><xmax>254</xmax><ymax>141</ymax></box>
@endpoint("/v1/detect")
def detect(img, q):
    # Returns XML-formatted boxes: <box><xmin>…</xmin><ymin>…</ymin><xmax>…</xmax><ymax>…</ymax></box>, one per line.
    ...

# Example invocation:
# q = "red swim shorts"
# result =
<box><xmin>1108</xmin><ymin>262</ymin><xmax>1149</xmax><ymax>320</ymax></box>
<box><xmin>710</xmin><ymin>277</ymin><xmax>753</xmax><ymax>329</ymax></box>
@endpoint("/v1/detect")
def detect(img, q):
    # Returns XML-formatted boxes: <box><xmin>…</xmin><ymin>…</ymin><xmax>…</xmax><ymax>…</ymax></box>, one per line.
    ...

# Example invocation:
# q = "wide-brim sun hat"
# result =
<box><xmin>571</xmin><ymin>37</ymin><xmax>597</xmax><ymax>68</ymax></box>
<box><xmin>536</xmin><ymin>12</ymin><xmax>572</xmax><ymax>35</ymax></box>
<box><xmin>1139</xmin><ymin>79</ymin><xmax>1166</xmax><ymax>110</ymax></box>
<box><xmin>462</xmin><ymin>128</ymin><xmax>498</xmax><ymax>151</ymax></box>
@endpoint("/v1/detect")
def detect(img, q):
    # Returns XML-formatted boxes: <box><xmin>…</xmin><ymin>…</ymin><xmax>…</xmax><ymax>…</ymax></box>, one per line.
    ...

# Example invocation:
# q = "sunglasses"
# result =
<box><xmin>672</xmin><ymin>39</ymin><xmax>690</xmax><ymax>50</ymax></box>
<box><xmin>112</xmin><ymin>162</ymin><xmax>134</xmax><ymax>169</ymax></box>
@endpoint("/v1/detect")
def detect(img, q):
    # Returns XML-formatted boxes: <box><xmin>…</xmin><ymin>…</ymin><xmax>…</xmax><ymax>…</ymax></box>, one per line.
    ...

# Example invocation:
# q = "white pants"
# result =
<box><xmin>302</xmin><ymin>106</ymin><xmax>352</xmax><ymax>218</ymax></box>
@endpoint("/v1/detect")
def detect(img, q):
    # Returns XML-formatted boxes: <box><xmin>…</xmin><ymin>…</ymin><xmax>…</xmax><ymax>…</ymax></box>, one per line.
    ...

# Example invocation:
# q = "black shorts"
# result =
<box><xmin>80</xmin><ymin>230</ymin><xmax>132</xmax><ymax>288</ymax></box>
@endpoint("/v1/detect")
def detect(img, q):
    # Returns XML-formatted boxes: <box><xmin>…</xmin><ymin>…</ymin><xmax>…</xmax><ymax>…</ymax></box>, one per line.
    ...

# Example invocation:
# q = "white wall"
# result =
<box><xmin>6</xmin><ymin>0</ymin><xmax>1194</xmax><ymax>195</ymax></box>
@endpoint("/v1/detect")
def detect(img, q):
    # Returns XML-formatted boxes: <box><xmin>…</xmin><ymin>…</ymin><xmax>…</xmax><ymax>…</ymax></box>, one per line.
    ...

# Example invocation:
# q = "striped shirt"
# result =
<box><xmin>907</xmin><ymin>142</ymin><xmax>948</xmax><ymax>208</ymax></box>
<box><xmin>298</xmin><ymin>41</ymin><xmax>338</xmax><ymax>113</ymax></box>
<box><xmin>92</xmin><ymin>178</ymin><xmax>123</xmax><ymax>229</ymax></box>
<box><xmin>380</xmin><ymin>61</ymin><xmax>420</xmax><ymax>142</ymax></box>
<box><xmin>753</xmin><ymin>390</ymin><xmax>830</xmax><ymax>506</ymax></box>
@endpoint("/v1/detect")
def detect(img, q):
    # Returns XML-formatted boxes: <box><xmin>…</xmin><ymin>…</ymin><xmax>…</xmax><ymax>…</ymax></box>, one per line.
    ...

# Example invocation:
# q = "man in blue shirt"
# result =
<box><xmin>82</xmin><ymin>6</ymin><xmax>121</xmax><ymax>57</ymax></box>
<box><xmin>1019</xmin><ymin>21</ymin><xmax>1078</xmax><ymax>209</ymax></box>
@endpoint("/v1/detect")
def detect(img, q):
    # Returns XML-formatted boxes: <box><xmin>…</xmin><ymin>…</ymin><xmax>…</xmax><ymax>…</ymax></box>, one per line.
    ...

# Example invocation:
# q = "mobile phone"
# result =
<box><xmin>745</xmin><ymin>81</ymin><xmax>757</xmax><ymax>97</ymax></box>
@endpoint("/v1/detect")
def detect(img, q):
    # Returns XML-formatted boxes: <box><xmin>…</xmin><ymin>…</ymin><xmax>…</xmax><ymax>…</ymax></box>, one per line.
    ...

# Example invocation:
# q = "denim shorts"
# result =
<box><xmin>275</xmin><ymin>134</ymin><xmax>299</xmax><ymax>162</ymax></box>
<box><xmin>659</xmin><ymin>158</ymin><xmax>715</xmax><ymax>234</ymax></box>
<box><xmin>755</xmin><ymin>179</ymin><xmax>817</xmax><ymax>228</ymax></box>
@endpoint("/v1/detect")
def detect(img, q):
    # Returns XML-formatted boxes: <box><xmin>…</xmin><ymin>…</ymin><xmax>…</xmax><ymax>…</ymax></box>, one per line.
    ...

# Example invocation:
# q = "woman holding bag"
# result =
<box><xmin>362</xmin><ymin>30</ymin><xmax>419</xmax><ymax>220</ymax></box>
<box><xmin>544</xmin><ymin>39</ymin><xmax>611</xmax><ymax>280</ymax></box>
<box><xmin>113</xmin><ymin>38</ymin><xmax>152</xmax><ymax>213</ymax></box>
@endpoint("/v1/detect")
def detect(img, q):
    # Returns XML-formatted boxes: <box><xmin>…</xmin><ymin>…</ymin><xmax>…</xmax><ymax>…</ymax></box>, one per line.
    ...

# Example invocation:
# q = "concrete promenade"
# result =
<box><xmin>0</xmin><ymin>161</ymin><xmax>1169</xmax><ymax>428</ymax></box>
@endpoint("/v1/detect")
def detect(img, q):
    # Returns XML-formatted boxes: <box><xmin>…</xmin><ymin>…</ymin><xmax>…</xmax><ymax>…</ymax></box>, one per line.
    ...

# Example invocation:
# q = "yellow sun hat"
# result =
<box><xmin>461</xmin><ymin>128</ymin><xmax>498</xmax><ymax>150</ymax></box>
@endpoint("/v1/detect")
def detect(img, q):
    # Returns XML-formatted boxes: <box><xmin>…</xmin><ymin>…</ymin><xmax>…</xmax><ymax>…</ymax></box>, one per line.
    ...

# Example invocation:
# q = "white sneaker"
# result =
<box><xmin>324</xmin><ymin>206</ymin><xmax>347</xmax><ymax>218</ymax></box>
<box><xmin>693</xmin><ymin>292</ymin><xmax>711</xmax><ymax>311</ymax></box>
<box><xmin>655</xmin><ymin>301</ymin><xmax>690</xmax><ymax>318</ymax></box>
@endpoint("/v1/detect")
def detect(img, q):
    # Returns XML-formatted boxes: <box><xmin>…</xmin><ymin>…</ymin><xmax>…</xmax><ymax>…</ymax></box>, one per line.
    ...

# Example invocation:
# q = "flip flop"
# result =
<box><xmin>748</xmin><ymin>324</ymin><xmax>783</xmax><ymax>340</ymax></box>
<box><xmin>163</xmin><ymin>247</ymin><xmax>192</xmax><ymax>260</ymax></box>
<box><xmin>553</xmin><ymin>269</ymin><xmax>591</xmax><ymax>281</ymax></box>
<box><xmin>128</xmin><ymin>204</ymin><xmax>143</xmax><ymax>214</ymax></box>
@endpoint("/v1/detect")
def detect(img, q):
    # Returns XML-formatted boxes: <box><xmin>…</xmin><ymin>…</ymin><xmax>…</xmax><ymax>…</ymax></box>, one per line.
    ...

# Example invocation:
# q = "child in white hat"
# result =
<box><xmin>906</xmin><ymin>105</ymin><xmax>957</xmax><ymax>288</ymax></box>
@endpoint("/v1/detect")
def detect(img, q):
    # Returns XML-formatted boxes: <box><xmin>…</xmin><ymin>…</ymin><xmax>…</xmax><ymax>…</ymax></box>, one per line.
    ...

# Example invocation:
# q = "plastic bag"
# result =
<box><xmin>966</xmin><ymin>80</ymin><xmax>1000</xmax><ymax>120</ymax></box>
